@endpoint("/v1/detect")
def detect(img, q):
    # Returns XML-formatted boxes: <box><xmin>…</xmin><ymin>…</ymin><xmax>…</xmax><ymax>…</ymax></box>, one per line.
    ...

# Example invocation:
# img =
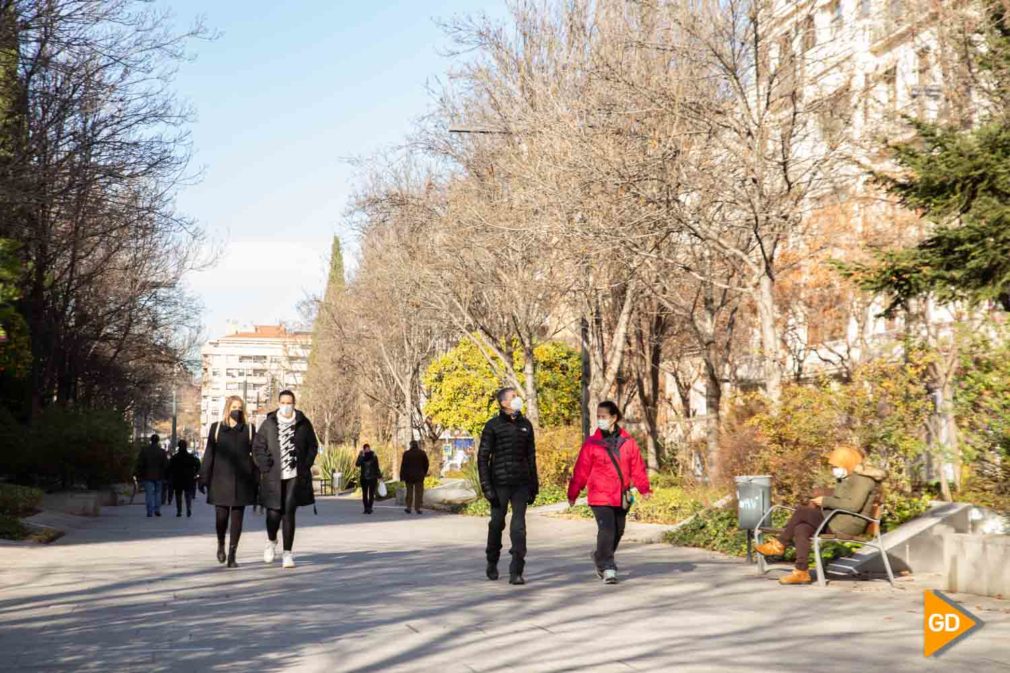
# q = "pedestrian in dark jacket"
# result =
<box><xmin>478</xmin><ymin>386</ymin><xmax>539</xmax><ymax>585</ymax></box>
<box><xmin>399</xmin><ymin>440</ymin><xmax>429</xmax><ymax>514</ymax></box>
<box><xmin>168</xmin><ymin>439</ymin><xmax>201</xmax><ymax>518</ymax></box>
<box><xmin>568</xmin><ymin>401</ymin><xmax>652</xmax><ymax>585</ymax></box>
<box><xmin>198</xmin><ymin>396</ymin><xmax>258</xmax><ymax>568</ymax></box>
<box><xmin>356</xmin><ymin>444</ymin><xmax>381</xmax><ymax>514</ymax></box>
<box><xmin>754</xmin><ymin>445</ymin><xmax>885</xmax><ymax>585</ymax></box>
<box><xmin>135</xmin><ymin>434</ymin><xmax>169</xmax><ymax>517</ymax></box>
<box><xmin>252</xmin><ymin>390</ymin><xmax>319</xmax><ymax>570</ymax></box>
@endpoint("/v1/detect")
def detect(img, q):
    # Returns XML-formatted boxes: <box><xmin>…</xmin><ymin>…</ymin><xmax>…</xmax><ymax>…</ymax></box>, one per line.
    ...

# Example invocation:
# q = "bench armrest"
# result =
<box><xmin>814</xmin><ymin>508</ymin><xmax>879</xmax><ymax>538</ymax></box>
<box><xmin>755</xmin><ymin>504</ymin><xmax>795</xmax><ymax>531</ymax></box>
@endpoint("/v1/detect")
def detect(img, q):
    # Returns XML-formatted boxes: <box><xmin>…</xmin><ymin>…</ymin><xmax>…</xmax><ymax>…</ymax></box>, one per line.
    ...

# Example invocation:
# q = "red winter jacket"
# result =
<box><xmin>567</xmin><ymin>427</ymin><xmax>652</xmax><ymax>507</ymax></box>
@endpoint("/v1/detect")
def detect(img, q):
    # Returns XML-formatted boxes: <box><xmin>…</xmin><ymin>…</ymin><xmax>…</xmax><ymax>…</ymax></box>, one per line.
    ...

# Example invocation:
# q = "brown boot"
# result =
<box><xmin>755</xmin><ymin>538</ymin><xmax>785</xmax><ymax>556</ymax></box>
<box><xmin>779</xmin><ymin>569</ymin><xmax>813</xmax><ymax>585</ymax></box>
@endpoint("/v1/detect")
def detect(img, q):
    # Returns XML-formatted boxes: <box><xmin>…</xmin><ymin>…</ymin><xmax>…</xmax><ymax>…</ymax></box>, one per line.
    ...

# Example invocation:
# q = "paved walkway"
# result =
<box><xmin>1</xmin><ymin>497</ymin><xmax>1007</xmax><ymax>672</ymax></box>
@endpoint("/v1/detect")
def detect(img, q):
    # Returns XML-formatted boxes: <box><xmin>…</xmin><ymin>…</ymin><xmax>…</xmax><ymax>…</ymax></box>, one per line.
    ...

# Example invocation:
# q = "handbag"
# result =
<box><xmin>377</xmin><ymin>479</ymin><xmax>388</xmax><ymax>498</ymax></box>
<box><xmin>603</xmin><ymin>437</ymin><xmax>634</xmax><ymax>511</ymax></box>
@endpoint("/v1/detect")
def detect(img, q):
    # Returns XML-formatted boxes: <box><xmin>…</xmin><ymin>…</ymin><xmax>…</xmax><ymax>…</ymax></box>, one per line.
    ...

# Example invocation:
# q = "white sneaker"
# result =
<box><xmin>264</xmin><ymin>540</ymin><xmax>277</xmax><ymax>564</ymax></box>
<box><xmin>603</xmin><ymin>569</ymin><xmax>618</xmax><ymax>584</ymax></box>
<box><xmin>282</xmin><ymin>551</ymin><xmax>295</xmax><ymax>569</ymax></box>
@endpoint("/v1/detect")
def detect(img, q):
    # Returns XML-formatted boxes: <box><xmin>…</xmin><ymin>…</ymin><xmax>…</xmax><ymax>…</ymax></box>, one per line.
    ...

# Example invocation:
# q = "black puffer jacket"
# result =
<box><xmin>356</xmin><ymin>451</ymin><xmax>381</xmax><ymax>482</ymax></box>
<box><xmin>478</xmin><ymin>411</ymin><xmax>538</xmax><ymax>496</ymax></box>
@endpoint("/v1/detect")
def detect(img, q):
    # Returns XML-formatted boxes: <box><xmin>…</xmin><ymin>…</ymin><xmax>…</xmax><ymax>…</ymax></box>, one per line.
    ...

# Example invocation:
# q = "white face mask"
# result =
<box><xmin>597</xmin><ymin>418</ymin><xmax>613</xmax><ymax>431</ymax></box>
<box><xmin>279</xmin><ymin>404</ymin><xmax>294</xmax><ymax>417</ymax></box>
<box><xmin>832</xmin><ymin>466</ymin><xmax>848</xmax><ymax>480</ymax></box>
<box><xmin>509</xmin><ymin>397</ymin><xmax>523</xmax><ymax>413</ymax></box>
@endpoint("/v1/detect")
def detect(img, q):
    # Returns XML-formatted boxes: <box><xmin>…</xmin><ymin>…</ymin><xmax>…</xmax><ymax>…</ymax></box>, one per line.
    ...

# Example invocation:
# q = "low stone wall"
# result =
<box><xmin>944</xmin><ymin>534</ymin><xmax>1010</xmax><ymax>598</ymax></box>
<box><xmin>41</xmin><ymin>491</ymin><xmax>101</xmax><ymax>517</ymax></box>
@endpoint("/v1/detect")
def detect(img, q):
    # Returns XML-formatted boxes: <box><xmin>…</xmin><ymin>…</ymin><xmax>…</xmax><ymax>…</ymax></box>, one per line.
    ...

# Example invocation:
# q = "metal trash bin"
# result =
<box><xmin>735</xmin><ymin>475</ymin><xmax>772</xmax><ymax>562</ymax></box>
<box><xmin>331</xmin><ymin>470</ymin><xmax>344</xmax><ymax>493</ymax></box>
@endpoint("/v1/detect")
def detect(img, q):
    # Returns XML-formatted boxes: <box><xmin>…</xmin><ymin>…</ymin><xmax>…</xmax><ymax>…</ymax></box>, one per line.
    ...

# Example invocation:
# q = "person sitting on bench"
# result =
<box><xmin>755</xmin><ymin>446</ymin><xmax>885</xmax><ymax>585</ymax></box>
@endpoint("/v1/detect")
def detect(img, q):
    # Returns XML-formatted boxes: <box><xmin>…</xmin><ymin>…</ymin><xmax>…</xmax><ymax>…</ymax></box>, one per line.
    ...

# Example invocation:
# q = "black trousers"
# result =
<box><xmin>361</xmin><ymin>478</ymin><xmax>377</xmax><ymax>512</ymax></box>
<box><xmin>486</xmin><ymin>484</ymin><xmax>530</xmax><ymax>575</ymax></box>
<box><xmin>174</xmin><ymin>485</ymin><xmax>195</xmax><ymax>515</ymax></box>
<box><xmin>266</xmin><ymin>478</ymin><xmax>299</xmax><ymax>551</ymax></box>
<box><xmin>215</xmin><ymin>506</ymin><xmax>245</xmax><ymax>548</ymax></box>
<box><xmin>777</xmin><ymin>505</ymin><xmax>826</xmax><ymax>571</ymax></box>
<box><xmin>591</xmin><ymin>505</ymin><xmax>628</xmax><ymax>571</ymax></box>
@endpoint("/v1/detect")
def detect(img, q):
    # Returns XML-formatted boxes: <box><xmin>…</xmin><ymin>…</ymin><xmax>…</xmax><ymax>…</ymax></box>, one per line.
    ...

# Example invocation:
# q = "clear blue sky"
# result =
<box><xmin>166</xmin><ymin>1</ymin><xmax>506</xmax><ymax>341</ymax></box>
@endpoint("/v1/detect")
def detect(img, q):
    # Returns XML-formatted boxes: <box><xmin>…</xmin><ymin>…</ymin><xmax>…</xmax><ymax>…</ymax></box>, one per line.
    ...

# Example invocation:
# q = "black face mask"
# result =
<box><xmin>230</xmin><ymin>410</ymin><xmax>243</xmax><ymax>422</ymax></box>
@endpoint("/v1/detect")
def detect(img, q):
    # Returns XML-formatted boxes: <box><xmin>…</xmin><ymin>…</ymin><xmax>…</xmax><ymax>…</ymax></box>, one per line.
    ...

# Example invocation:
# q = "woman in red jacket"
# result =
<box><xmin>567</xmin><ymin>401</ymin><xmax>652</xmax><ymax>584</ymax></box>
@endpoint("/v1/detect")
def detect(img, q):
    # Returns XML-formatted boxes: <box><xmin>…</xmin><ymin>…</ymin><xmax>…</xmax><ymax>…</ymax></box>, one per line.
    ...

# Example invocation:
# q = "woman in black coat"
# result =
<box><xmin>199</xmin><ymin>396</ymin><xmax>258</xmax><ymax>568</ymax></box>
<box><xmin>252</xmin><ymin>390</ymin><xmax>318</xmax><ymax>569</ymax></box>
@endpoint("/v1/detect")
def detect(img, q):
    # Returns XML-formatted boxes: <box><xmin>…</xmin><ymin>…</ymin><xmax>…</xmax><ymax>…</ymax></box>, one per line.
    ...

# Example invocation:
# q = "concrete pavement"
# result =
<box><xmin>1</xmin><ymin>496</ymin><xmax>1007</xmax><ymax>672</ymax></box>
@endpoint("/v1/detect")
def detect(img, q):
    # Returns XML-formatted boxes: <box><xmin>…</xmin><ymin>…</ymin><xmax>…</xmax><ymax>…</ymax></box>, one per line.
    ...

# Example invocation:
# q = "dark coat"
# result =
<box><xmin>822</xmin><ymin>471</ymin><xmax>879</xmax><ymax>536</ymax></box>
<box><xmin>356</xmin><ymin>451</ymin><xmax>381</xmax><ymax>482</ymax></box>
<box><xmin>168</xmin><ymin>450</ymin><xmax>201</xmax><ymax>490</ymax></box>
<box><xmin>252</xmin><ymin>410</ymin><xmax>319</xmax><ymax>510</ymax></box>
<box><xmin>399</xmin><ymin>447</ymin><xmax>429</xmax><ymax>484</ymax></box>
<box><xmin>199</xmin><ymin>422</ymin><xmax>258</xmax><ymax>507</ymax></box>
<box><xmin>478</xmin><ymin>411</ymin><xmax>538</xmax><ymax>496</ymax></box>
<box><xmin>135</xmin><ymin>443</ymin><xmax>169</xmax><ymax>482</ymax></box>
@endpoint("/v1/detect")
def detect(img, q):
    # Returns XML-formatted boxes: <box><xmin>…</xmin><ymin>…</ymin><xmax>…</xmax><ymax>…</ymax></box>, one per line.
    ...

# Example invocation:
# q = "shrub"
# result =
<box><xmin>666</xmin><ymin>507</ymin><xmax>749</xmax><ymax>556</ymax></box>
<box><xmin>537</xmin><ymin>425</ymin><xmax>581</xmax><ymax>488</ymax></box>
<box><xmin>316</xmin><ymin>445</ymin><xmax>359</xmax><ymax>489</ymax></box>
<box><xmin>31</xmin><ymin>407</ymin><xmax>133</xmax><ymax>489</ymax></box>
<box><xmin>0</xmin><ymin>514</ymin><xmax>28</xmax><ymax>540</ymax></box>
<box><xmin>0</xmin><ymin>483</ymin><xmax>43</xmax><ymax>517</ymax></box>
<box><xmin>883</xmin><ymin>491</ymin><xmax>933</xmax><ymax>532</ymax></box>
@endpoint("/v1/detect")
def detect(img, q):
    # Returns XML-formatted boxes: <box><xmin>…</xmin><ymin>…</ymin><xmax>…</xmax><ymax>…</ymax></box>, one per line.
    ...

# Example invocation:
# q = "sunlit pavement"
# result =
<box><xmin>1</xmin><ymin>497</ymin><xmax>1007</xmax><ymax>672</ymax></box>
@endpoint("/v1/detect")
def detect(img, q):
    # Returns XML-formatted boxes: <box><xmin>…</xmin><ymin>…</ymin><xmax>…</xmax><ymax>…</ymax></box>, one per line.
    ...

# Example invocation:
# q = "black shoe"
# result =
<box><xmin>415</xmin><ymin>510</ymin><xmax>422</xmax><ymax>514</ymax></box>
<box><xmin>404</xmin><ymin>508</ymin><xmax>411</xmax><ymax>514</ymax></box>
<box><xmin>147</xmin><ymin>513</ymin><xmax>153</xmax><ymax>518</ymax></box>
<box><xmin>176</xmin><ymin>512</ymin><xmax>182</xmax><ymax>517</ymax></box>
<box><xmin>486</xmin><ymin>563</ymin><xmax>499</xmax><ymax>581</ymax></box>
<box><xmin>154</xmin><ymin>511</ymin><xmax>161</xmax><ymax>517</ymax></box>
<box><xmin>509</xmin><ymin>574</ymin><xmax>526</xmax><ymax>585</ymax></box>
<box><xmin>216</xmin><ymin>543</ymin><xmax>226</xmax><ymax>564</ymax></box>
<box><xmin>187</xmin><ymin>511</ymin><xmax>192</xmax><ymax>518</ymax></box>
<box><xmin>227</xmin><ymin>546</ymin><xmax>238</xmax><ymax>568</ymax></box>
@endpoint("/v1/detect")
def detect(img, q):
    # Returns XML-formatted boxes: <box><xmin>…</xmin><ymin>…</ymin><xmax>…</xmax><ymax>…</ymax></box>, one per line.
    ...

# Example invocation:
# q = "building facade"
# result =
<box><xmin>199</xmin><ymin>325</ymin><xmax>311</xmax><ymax>447</ymax></box>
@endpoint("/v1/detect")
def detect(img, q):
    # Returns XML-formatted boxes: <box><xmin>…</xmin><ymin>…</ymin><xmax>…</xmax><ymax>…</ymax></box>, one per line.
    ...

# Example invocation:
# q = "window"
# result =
<box><xmin>859</xmin><ymin>0</ymin><xmax>872</xmax><ymax>19</ymax></box>
<box><xmin>226</xmin><ymin>382</ymin><xmax>241</xmax><ymax>391</ymax></box>
<box><xmin>830</xmin><ymin>0</ymin><xmax>843</xmax><ymax>33</ymax></box>
<box><xmin>888</xmin><ymin>0</ymin><xmax>902</xmax><ymax>22</ymax></box>
<box><xmin>884</xmin><ymin>67</ymin><xmax>898</xmax><ymax>113</ymax></box>
<box><xmin>818</xmin><ymin>86</ymin><xmax>852</xmax><ymax>146</ymax></box>
<box><xmin>802</xmin><ymin>15</ymin><xmax>817</xmax><ymax>52</ymax></box>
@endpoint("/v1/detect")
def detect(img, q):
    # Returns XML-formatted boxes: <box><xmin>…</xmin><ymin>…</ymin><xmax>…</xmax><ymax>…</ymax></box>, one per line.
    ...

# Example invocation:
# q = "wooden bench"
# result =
<box><xmin>754</xmin><ymin>488</ymin><xmax>894</xmax><ymax>587</ymax></box>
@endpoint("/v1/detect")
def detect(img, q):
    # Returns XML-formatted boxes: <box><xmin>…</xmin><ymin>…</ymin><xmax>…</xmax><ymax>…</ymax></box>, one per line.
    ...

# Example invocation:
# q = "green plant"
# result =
<box><xmin>0</xmin><ymin>514</ymin><xmax>28</xmax><ymax>540</ymax></box>
<box><xmin>883</xmin><ymin>491</ymin><xmax>932</xmax><ymax>532</ymax></box>
<box><xmin>31</xmin><ymin>407</ymin><xmax>133</xmax><ymax>489</ymax></box>
<box><xmin>0</xmin><ymin>483</ymin><xmax>43</xmax><ymax>517</ymax></box>
<box><xmin>316</xmin><ymin>445</ymin><xmax>360</xmax><ymax>489</ymax></box>
<box><xmin>665</xmin><ymin>507</ymin><xmax>749</xmax><ymax>556</ymax></box>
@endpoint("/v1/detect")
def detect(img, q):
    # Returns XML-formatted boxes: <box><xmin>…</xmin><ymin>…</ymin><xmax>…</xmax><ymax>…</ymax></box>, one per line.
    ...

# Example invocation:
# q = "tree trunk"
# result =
<box><xmin>756</xmin><ymin>272</ymin><xmax>782</xmax><ymax>403</ymax></box>
<box><xmin>521</xmin><ymin>342</ymin><xmax>541</xmax><ymax>428</ymax></box>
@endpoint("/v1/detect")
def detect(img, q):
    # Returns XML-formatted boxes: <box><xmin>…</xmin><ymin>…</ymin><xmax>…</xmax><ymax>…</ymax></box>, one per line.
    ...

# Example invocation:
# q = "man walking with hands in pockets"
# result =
<box><xmin>479</xmin><ymin>387</ymin><xmax>538</xmax><ymax>585</ymax></box>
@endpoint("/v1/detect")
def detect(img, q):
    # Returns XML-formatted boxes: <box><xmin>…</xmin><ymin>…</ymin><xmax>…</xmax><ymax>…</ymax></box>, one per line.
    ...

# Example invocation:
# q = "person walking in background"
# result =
<box><xmin>199</xmin><ymin>396</ymin><xmax>258</xmax><ymax>568</ymax></box>
<box><xmin>168</xmin><ymin>439</ymin><xmax>201</xmax><ymax>518</ymax></box>
<box><xmin>162</xmin><ymin>440</ymin><xmax>173</xmax><ymax>509</ymax></box>
<box><xmin>567</xmin><ymin>401</ymin><xmax>652</xmax><ymax>585</ymax></box>
<box><xmin>253</xmin><ymin>390</ymin><xmax>319</xmax><ymax>570</ymax></box>
<box><xmin>400</xmin><ymin>439</ymin><xmax>429</xmax><ymax>514</ymax></box>
<box><xmin>135</xmin><ymin>434</ymin><xmax>169</xmax><ymax>518</ymax></box>
<box><xmin>356</xmin><ymin>444</ymin><xmax>381</xmax><ymax>514</ymax></box>
<box><xmin>479</xmin><ymin>387</ymin><xmax>539</xmax><ymax>585</ymax></box>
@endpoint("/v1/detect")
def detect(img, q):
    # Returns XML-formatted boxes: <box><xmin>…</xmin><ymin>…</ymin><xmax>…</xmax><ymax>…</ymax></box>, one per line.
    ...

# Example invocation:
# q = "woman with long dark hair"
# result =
<box><xmin>198</xmin><ymin>396</ymin><xmax>258</xmax><ymax>568</ymax></box>
<box><xmin>567</xmin><ymin>401</ymin><xmax>652</xmax><ymax>584</ymax></box>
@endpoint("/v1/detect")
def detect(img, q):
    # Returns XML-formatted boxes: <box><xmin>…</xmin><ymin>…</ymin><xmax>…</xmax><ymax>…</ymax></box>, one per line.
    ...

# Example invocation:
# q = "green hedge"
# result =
<box><xmin>0</xmin><ymin>483</ymin><xmax>43</xmax><ymax>517</ymax></box>
<box><xmin>0</xmin><ymin>514</ymin><xmax>28</xmax><ymax>540</ymax></box>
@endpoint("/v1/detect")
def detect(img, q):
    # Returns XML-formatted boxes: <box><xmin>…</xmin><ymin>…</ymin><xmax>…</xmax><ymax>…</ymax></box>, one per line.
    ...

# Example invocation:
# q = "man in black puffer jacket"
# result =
<box><xmin>478</xmin><ymin>386</ymin><xmax>539</xmax><ymax>585</ymax></box>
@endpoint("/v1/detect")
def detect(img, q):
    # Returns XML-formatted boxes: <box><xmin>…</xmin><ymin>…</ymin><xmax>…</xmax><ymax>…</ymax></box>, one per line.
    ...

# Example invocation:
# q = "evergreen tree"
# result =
<box><xmin>852</xmin><ymin>3</ymin><xmax>1010</xmax><ymax>312</ymax></box>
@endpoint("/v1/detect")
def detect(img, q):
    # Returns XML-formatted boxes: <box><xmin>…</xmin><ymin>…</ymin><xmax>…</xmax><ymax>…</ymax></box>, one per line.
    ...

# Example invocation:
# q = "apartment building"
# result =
<box><xmin>199</xmin><ymin>324</ymin><xmax>311</xmax><ymax>448</ymax></box>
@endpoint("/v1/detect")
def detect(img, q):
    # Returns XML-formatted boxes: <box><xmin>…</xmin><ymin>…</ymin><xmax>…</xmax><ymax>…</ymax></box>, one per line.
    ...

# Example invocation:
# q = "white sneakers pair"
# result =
<box><xmin>264</xmin><ymin>541</ymin><xmax>295</xmax><ymax>568</ymax></box>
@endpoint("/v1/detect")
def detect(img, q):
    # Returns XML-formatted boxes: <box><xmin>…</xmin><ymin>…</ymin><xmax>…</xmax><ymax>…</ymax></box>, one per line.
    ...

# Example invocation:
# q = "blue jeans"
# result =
<box><xmin>143</xmin><ymin>480</ymin><xmax>163</xmax><ymax>515</ymax></box>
